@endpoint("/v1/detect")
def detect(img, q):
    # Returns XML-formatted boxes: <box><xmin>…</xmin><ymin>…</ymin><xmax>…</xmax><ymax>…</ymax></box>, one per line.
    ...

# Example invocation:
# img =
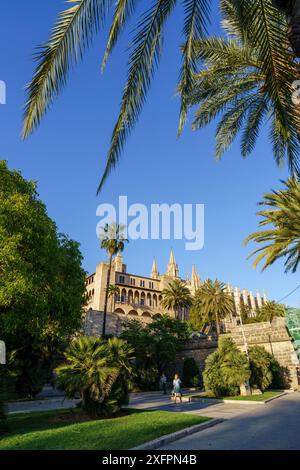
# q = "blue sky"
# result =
<box><xmin>1</xmin><ymin>1</ymin><xmax>299</xmax><ymax>307</ymax></box>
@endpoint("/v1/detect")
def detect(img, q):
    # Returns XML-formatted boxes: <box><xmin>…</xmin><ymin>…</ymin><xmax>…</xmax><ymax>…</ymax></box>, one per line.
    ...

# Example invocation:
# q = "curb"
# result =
<box><xmin>191</xmin><ymin>391</ymin><xmax>288</xmax><ymax>406</ymax></box>
<box><xmin>131</xmin><ymin>418</ymin><xmax>224</xmax><ymax>450</ymax></box>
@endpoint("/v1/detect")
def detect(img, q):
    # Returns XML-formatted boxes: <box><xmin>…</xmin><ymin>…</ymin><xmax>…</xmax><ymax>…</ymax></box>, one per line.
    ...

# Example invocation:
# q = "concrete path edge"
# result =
<box><xmin>191</xmin><ymin>391</ymin><xmax>288</xmax><ymax>406</ymax></box>
<box><xmin>130</xmin><ymin>418</ymin><xmax>224</xmax><ymax>451</ymax></box>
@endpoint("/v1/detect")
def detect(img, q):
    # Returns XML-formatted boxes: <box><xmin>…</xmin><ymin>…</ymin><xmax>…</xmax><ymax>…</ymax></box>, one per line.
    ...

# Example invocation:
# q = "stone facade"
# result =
<box><xmin>85</xmin><ymin>251</ymin><xmax>267</xmax><ymax>323</ymax></box>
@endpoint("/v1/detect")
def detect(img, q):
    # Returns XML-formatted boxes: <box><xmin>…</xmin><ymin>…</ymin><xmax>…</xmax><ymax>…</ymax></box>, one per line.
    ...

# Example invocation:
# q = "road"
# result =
<box><xmin>159</xmin><ymin>392</ymin><xmax>300</xmax><ymax>450</ymax></box>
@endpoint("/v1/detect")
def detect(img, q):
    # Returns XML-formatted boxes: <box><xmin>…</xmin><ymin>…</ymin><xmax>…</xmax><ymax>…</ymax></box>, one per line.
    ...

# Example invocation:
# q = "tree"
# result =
<box><xmin>257</xmin><ymin>301</ymin><xmax>286</xmax><ymax>323</ymax></box>
<box><xmin>190</xmin><ymin>279</ymin><xmax>234</xmax><ymax>335</ymax></box>
<box><xmin>0</xmin><ymin>160</ymin><xmax>86</xmax><ymax>397</ymax></box>
<box><xmin>245</xmin><ymin>178</ymin><xmax>300</xmax><ymax>273</ymax></box>
<box><xmin>161</xmin><ymin>279</ymin><xmax>192</xmax><ymax>320</ymax></box>
<box><xmin>121</xmin><ymin>314</ymin><xmax>192</xmax><ymax>390</ymax></box>
<box><xmin>184</xmin><ymin>0</ymin><xmax>300</xmax><ymax>174</ymax></box>
<box><xmin>99</xmin><ymin>223</ymin><xmax>128</xmax><ymax>336</ymax></box>
<box><xmin>55</xmin><ymin>336</ymin><xmax>133</xmax><ymax>417</ymax></box>
<box><xmin>22</xmin><ymin>1</ymin><xmax>299</xmax><ymax>190</ymax></box>
<box><xmin>203</xmin><ymin>337</ymin><xmax>250</xmax><ymax>397</ymax></box>
<box><xmin>108</xmin><ymin>285</ymin><xmax>119</xmax><ymax>313</ymax></box>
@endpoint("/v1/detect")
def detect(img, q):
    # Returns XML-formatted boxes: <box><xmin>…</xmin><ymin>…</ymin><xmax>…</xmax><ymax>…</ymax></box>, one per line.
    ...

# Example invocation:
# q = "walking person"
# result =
<box><xmin>172</xmin><ymin>373</ymin><xmax>182</xmax><ymax>404</ymax></box>
<box><xmin>160</xmin><ymin>373</ymin><xmax>167</xmax><ymax>395</ymax></box>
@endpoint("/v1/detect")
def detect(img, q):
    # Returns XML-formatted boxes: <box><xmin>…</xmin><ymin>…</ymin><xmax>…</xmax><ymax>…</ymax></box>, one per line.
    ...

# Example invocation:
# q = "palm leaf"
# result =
<box><xmin>22</xmin><ymin>0</ymin><xmax>110</xmax><ymax>139</ymax></box>
<box><xmin>97</xmin><ymin>0</ymin><xmax>176</xmax><ymax>193</ymax></box>
<box><xmin>101</xmin><ymin>0</ymin><xmax>140</xmax><ymax>71</ymax></box>
<box><xmin>177</xmin><ymin>0</ymin><xmax>210</xmax><ymax>135</ymax></box>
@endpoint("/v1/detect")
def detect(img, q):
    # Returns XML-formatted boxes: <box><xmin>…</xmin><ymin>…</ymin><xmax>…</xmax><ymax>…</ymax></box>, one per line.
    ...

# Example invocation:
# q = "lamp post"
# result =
<box><xmin>237</xmin><ymin>310</ymin><xmax>251</xmax><ymax>396</ymax></box>
<box><xmin>0</xmin><ymin>341</ymin><xmax>5</xmax><ymax>365</ymax></box>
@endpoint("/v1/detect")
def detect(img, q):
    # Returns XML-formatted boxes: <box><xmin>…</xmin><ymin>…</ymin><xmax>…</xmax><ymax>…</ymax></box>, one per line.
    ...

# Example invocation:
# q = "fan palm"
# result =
<box><xmin>257</xmin><ymin>301</ymin><xmax>286</xmax><ymax>322</ymax></box>
<box><xmin>184</xmin><ymin>0</ymin><xmax>300</xmax><ymax>174</ymax></box>
<box><xmin>22</xmin><ymin>0</ymin><xmax>299</xmax><ymax>190</ymax></box>
<box><xmin>161</xmin><ymin>279</ymin><xmax>192</xmax><ymax>320</ymax></box>
<box><xmin>99</xmin><ymin>223</ymin><xmax>128</xmax><ymax>336</ymax></box>
<box><xmin>190</xmin><ymin>279</ymin><xmax>234</xmax><ymax>335</ymax></box>
<box><xmin>55</xmin><ymin>336</ymin><xmax>133</xmax><ymax>416</ymax></box>
<box><xmin>108</xmin><ymin>284</ymin><xmax>119</xmax><ymax>313</ymax></box>
<box><xmin>245</xmin><ymin>178</ymin><xmax>300</xmax><ymax>273</ymax></box>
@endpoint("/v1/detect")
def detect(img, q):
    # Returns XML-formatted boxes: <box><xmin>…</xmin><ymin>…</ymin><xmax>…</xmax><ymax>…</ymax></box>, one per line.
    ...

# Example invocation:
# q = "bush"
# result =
<box><xmin>55</xmin><ymin>337</ymin><xmax>134</xmax><ymax>417</ymax></box>
<box><xmin>203</xmin><ymin>338</ymin><xmax>250</xmax><ymax>397</ymax></box>
<box><xmin>121</xmin><ymin>315</ymin><xmax>192</xmax><ymax>390</ymax></box>
<box><xmin>182</xmin><ymin>358</ymin><xmax>199</xmax><ymax>387</ymax></box>
<box><xmin>249</xmin><ymin>346</ymin><xmax>284</xmax><ymax>390</ymax></box>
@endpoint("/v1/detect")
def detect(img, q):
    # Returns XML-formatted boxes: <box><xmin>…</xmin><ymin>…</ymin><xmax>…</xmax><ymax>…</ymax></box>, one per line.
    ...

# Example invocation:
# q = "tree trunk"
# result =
<box><xmin>215</xmin><ymin>312</ymin><xmax>220</xmax><ymax>336</ymax></box>
<box><xmin>102</xmin><ymin>254</ymin><xmax>113</xmax><ymax>337</ymax></box>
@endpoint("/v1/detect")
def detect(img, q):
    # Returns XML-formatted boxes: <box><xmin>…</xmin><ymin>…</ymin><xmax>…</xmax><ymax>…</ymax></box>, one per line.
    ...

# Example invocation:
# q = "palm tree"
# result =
<box><xmin>22</xmin><ymin>0</ymin><xmax>299</xmax><ymax>190</ymax></box>
<box><xmin>257</xmin><ymin>301</ymin><xmax>286</xmax><ymax>322</ymax></box>
<box><xmin>161</xmin><ymin>279</ymin><xmax>192</xmax><ymax>320</ymax></box>
<box><xmin>55</xmin><ymin>336</ymin><xmax>133</xmax><ymax>416</ymax></box>
<box><xmin>108</xmin><ymin>285</ymin><xmax>119</xmax><ymax>314</ymax></box>
<box><xmin>190</xmin><ymin>279</ymin><xmax>234</xmax><ymax>335</ymax></box>
<box><xmin>184</xmin><ymin>0</ymin><xmax>300</xmax><ymax>173</ymax></box>
<box><xmin>99</xmin><ymin>223</ymin><xmax>128</xmax><ymax>336</ymax></box>
<box><xmin>245</xmin><ymin>178</ymin><xmax>300</xmax><ymax>273</ymax></box>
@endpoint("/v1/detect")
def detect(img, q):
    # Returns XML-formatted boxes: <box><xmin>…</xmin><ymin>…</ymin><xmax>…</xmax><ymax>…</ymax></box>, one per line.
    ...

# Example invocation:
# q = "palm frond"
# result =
<box><xmin>23</xmin><ymin>0</ymin><xmax>110</xmax><ymax>139</ymax></box>
<box><xmin>177</xmin><ymin>0</ymin><xmax>210</xmax><ymax>135</ymax></box>
<box><xmin>101</xmin><ymin>0</ymin><xmax>140</xmax><ymax>71</ymax></box>
<box><xmin>97</xmin><ymin>0</ymin><xmax>176</xmax><ymax>193</ymax></box>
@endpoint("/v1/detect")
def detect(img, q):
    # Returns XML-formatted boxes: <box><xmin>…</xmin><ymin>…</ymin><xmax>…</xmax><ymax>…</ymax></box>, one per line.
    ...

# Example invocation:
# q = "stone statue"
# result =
<box><xmin>272</xmin><ymin>0</ymin><xmax>300</xmax><ymax>57</ymax></box>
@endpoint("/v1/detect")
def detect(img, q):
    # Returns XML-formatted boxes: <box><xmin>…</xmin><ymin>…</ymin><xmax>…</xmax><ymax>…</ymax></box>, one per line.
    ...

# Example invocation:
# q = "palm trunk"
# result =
<box><xmin>215</xmin><ymin>312</ymin><xmax>220</xmax><ymax>336</ymax></box>
<box><xmin>102</xmin><ymin>254</ymin><xmax>113</xmax><ymax>337</ymax></box>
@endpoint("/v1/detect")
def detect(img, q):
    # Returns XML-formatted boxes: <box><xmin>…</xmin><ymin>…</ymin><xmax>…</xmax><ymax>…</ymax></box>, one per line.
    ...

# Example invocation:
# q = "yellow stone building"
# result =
<box><xmin>85</xmin><ymin>250</ymin><xmax>268</xmax><ymax>323</ymax></box>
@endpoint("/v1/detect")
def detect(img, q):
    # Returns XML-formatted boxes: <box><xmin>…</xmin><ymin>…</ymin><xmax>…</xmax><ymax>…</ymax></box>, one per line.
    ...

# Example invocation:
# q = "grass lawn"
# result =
<box><xmin>0</xmin><ymin>409</ymin><xmax>210</xmax><ymax>450</ymax></box>
<box><xmin>192</xmin><ymin>391</ymin><xmax>283</xmax><ymax>402</ymax></box>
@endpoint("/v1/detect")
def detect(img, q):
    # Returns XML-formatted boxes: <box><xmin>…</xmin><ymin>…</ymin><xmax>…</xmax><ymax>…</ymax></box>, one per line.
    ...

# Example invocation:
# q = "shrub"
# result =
<box><xmin>203</xmin><ymin>338</ymin><xmax>250</xmax><ymax>397</ymax></box>
<box><xmin>182</xmin><ymin>358</ymin><xmax>199</xmax><ymax>387</ymax></box>
<box><xmin>121</xmin><ymin>315</ymin><xmax>192</xmax><ymax>390</ymax></box>
<box><xmin>55</xmin><ymin>336</ymin><xmax>133</xmax><ymax>417</ymax></box>
<box><xmin>249</xmin><ymin>346</ymin><xmax>284</xmax><ymax>390</ymax></box>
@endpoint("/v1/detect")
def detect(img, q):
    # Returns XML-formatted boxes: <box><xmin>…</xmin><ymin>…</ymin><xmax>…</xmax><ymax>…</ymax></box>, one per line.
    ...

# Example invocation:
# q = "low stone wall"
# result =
<box><xmin>222</xmin><ymin>319</ymin><xmax>300</xmax><ymax>390</ymax></box>
<box><xmin>171</xmin><ymin>320</ymin><xmax>299</xmax><ymax>390</ymax></box>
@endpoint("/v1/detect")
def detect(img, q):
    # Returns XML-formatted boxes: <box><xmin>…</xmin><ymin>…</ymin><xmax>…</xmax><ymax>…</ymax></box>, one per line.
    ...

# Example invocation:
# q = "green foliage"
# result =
<box><xmin>0</xmin><ymin>161</ymin><xmax>86</xmax><ymax>397</ymax></box>
<box><xmin>161</xmin><ymin>279</ymin><xmax>192</xmax><ymax>320</ymax></box>
<box><xmin>121</xmin><ymin>314</ymin><xmax>192</xmax><ymax>390</ymax></box>
<box><xmin>182</xmin><ymin>357</ymin><xmax>199</xmax><ymax>387</ymax></box>
<box><xmin>256</xmin><ymin>301</ymin><xmax>286</xmax><ymax>322</ymax></box>
<box><xmin>240</xmin><ymin>304</ymin><xmax>258</xmax><ymax>325</ymax></box>
<box><xmin>190</xmin><ymin>279</ymin><xmax>234</xmax><ymax>334</ymax></box>
<box><xmin>249</xmin><ymin>346</ymin><xmax>284</xmax><ymax>390</ymax></box>
<box><xmin>203</xmin><ymin>337</ymin><xmax>250</xmax><ymax>397</ymax></box>
<box><xmin>185</xmin><ymin>0</ymin><xmax>300</xmax><ymax>173</ymax></box>
<box><xmin>245</xmin><ymin>179</ymin><xmax>300</xmax><ymax>273</ymax></box>
<box><xmin>24</xmin><ymin>1</ymin><xmax>299</xmax><ymax>191</ymax></box>
<box><xmin>55</xmin><ymin>336</ymin><xmax>133</xmax><ymax>417</ymax></box>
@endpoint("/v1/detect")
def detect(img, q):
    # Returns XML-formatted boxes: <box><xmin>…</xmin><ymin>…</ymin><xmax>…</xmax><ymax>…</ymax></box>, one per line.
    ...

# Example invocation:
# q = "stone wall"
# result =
<box><xmin>222</xmin><ymin>319</ymin><xmax>300</xmax><ymax>390</ymax></box>
<box><xmin>171</xmin><ymin>320</ymin><xmax>299</xmax><ymax>390</ymax></box>
<box><xmin>84</xmin><ymin>310</ymin><xmax>124</xmax><ymax>337</ymax></box>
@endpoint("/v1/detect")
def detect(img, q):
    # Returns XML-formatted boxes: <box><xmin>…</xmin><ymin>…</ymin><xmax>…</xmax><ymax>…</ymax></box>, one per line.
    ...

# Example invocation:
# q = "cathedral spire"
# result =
<box><xmin>151</xmin><ymin>257</ymin><xmax>159</xmax><ymax>279</ymax></box>
<box><xmin>166</xmin><ymin>249</ymin><xmax>179</xmax><ymax>277</ymax></box>
<box><xmin>191</xmin><ymin>265</ymin><xmax>201</xmax><ymax>291</ymax></box>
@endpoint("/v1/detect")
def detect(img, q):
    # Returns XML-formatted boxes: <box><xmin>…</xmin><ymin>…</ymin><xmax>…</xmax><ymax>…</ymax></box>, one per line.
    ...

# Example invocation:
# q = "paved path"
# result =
<box><xmin>8</xmin><ymin>398</ymin><xmax>80</xmax><ymax>414</ymax></box>
<box><xmin>128</xmin><ymin>390</ymin><xmax>258</xmax><ymax>420</ymax></box>
<box><xmin>159</xmin><ymin>392</ymin><xmax>300</xmax><ymax>450</ymax></box>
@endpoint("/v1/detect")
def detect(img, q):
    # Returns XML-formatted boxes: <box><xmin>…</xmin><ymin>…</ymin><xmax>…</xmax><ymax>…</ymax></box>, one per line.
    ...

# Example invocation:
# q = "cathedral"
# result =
<box><xmin>85</xmin><ymin>250</ymin><xmax>268</xmax><ymax>323</ymax></box>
